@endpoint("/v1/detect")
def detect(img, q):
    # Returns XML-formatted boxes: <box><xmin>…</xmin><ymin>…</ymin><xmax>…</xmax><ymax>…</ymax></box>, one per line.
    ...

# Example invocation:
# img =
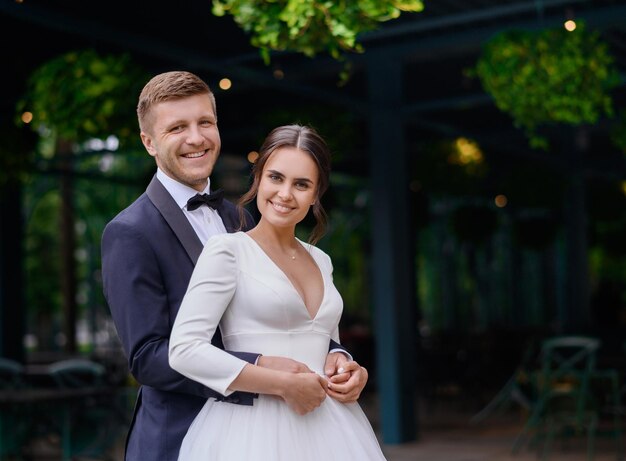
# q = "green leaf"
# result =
<box><xmin>17</xmin><ymin>49</ymin><xmax>149</xmax><ymax>145</ymax></box>
<box><xmin>469</xmin><ymin>21</ymin><xmax>620</xmax><ymax>149</ymax></box>
<box><xmin>211</xmin><ymin>0</ymin><xmax>424</xmax><ymax>62</ymax></box>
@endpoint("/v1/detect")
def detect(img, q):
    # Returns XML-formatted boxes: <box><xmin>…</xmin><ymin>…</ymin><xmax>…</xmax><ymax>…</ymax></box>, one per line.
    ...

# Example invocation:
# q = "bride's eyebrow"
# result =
<box><xmin>269</xmin><ymin>169</ymin><xmax>313</xmax><ymax>182</ymax></box>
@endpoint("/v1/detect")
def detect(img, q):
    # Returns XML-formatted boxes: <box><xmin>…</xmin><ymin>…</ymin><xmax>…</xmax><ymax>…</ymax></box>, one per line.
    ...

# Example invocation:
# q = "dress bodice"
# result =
<box><xmin>218</xmin><ymin>233</ymin><xmax>342</xmax><ymax>373</ymax></box>
<box><xmin>169</xmin><ymin>232</ymin><xmax>343</xmax><ymax>393</ymax></box>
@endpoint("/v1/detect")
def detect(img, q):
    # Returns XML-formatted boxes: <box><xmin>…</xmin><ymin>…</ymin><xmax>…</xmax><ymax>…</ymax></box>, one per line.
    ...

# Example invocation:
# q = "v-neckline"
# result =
<box><xmin>241</xmin><ymin>232</ymin><xmax>325</xmax><ymax>320</ymax></box>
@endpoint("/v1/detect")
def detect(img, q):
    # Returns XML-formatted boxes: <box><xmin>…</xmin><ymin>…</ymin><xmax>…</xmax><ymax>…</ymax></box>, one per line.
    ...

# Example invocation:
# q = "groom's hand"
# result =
<box><xmin>257</xmin><ymin>356</ymin><xmax>313</xmax><ymax>373</ymax></box>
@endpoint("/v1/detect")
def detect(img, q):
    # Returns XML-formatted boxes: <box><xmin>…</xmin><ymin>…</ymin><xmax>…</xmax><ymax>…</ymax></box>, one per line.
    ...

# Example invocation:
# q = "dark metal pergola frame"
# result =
<box><xmin>1</xmin><ymin>0</ymin><xmax>625</xmax><ymax>444</ymax></box>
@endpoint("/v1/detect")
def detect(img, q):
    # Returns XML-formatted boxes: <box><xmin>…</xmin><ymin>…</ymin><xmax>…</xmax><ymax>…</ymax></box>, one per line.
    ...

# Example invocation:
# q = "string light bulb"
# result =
<box><xmin>219</xmin><ymin>78</ymin><xmax>232</xmax><ymax>90</ymax></box>
<box><xmin>564</xmin><ymin>20</ymin><xmax>576</xmax><ymax>32</ymax></box>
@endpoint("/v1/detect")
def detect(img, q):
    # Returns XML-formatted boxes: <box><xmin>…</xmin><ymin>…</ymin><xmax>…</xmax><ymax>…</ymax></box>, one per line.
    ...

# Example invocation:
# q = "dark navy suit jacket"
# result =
<box><xmin>101</xmin><ymin>175</ymin><xmax>345</xmax><ymax>461</ymax></box>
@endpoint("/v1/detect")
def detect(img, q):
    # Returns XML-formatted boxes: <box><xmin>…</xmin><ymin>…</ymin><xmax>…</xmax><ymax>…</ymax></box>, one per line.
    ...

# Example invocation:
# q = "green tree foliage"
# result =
<box><xmin>470</xmin><ymin>22</ymin><xmax>620</xmax><ymax>149</ymax></box>
<box><xmin>16</xmin><ymin>49</ymin><xmax>148</xmax><ymax>147</ymax></box>
<box><xmin>212</xmin><ymin>0</ymin><xmax>424</xmax><ymax>62</ymax></box>
<box><xmin>15</xmin><ymin>49</ymin><xmax>149</xmax><ymax>351</ymax></box>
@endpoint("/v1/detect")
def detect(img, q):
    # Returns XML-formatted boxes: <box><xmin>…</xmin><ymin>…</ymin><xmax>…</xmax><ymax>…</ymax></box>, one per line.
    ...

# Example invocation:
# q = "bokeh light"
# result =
<box><xmin>495</xmin><ymin>194</ymin><xmax>508</xmax><ymax>208</ymax></box>
<box><xmin>21</xmin><ymin>111</ymin><xmax>33</xmax><ymax>124</ymax></box>
<box><xmin>247</xmin><ymin>151</ymin><xmax>259</xmax><ymax>163</ymax></box>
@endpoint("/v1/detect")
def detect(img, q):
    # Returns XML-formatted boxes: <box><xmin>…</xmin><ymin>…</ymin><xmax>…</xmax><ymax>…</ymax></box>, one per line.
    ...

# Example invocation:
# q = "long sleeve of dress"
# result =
<box><xmin>169</xmin><ymin>235</ymin><xmax>247</xmax><ymax>396</ymax></box>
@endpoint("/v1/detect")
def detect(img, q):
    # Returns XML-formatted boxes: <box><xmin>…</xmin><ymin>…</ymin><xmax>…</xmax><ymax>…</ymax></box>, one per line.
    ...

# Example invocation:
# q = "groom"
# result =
<box><xmin>101</xmin><ymin>71</ymin><xmax>368</xmax><ymax>461</ymax></box>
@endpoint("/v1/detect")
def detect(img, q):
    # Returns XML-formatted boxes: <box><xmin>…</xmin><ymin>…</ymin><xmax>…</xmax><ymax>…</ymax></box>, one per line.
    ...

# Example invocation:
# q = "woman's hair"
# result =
<box><xmin>238</xmin><ymin>124</ymin><xmax>331</xmax><ymax>245</ymax></box>
<box><xmin>136</xmin><ymin>71</ymin><xmax>216</xmax><ymax>134</ymax></box>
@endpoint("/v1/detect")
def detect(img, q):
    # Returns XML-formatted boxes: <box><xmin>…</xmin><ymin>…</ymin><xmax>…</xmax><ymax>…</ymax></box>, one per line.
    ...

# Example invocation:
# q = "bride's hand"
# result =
<box><xmin>280</xmin><ymin>373</ymin><xmax>327</xmax><ymax>415</ymax></box>
<box><xmin>257</xmin><ymin>356</ymin><xmax>313</xmax><ymax>373</ymax></box>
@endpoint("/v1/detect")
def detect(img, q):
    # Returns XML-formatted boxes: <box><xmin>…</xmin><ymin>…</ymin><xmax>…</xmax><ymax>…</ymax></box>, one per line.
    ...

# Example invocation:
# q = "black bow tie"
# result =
<box><xmin>186</xmin><ymin>189</ymin><xmax>225</xmax><ymax>211</ymax></box>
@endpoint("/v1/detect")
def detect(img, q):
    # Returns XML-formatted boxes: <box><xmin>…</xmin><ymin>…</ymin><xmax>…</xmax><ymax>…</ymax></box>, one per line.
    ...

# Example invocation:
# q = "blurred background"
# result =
<box><xmin>1</xmin><ymin>0</ymin><xmax>625</xmax><ymax>459</ymax></box>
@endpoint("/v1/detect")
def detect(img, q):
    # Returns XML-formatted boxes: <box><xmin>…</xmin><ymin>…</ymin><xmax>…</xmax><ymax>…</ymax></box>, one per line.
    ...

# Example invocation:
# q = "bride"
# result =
<box><xmin>169</xmin><ymin>124</ymin><xmax>387</xmax><ymax>460</ymax></box>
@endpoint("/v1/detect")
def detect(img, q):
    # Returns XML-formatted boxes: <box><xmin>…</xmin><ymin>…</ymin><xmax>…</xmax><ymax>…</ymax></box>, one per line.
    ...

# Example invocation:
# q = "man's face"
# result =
<box><xmin>140</xmin><ymin>93</ymin><xmax>220</xmax><ymax>191</ymax></box>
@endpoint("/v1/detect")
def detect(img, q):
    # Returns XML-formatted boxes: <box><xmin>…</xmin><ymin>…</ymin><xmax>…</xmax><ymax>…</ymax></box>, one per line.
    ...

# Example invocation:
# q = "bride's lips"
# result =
<box><xmin>269</xmin><ymin>200</ymin><xmax>294</xmax><ymax>213</ymax></box>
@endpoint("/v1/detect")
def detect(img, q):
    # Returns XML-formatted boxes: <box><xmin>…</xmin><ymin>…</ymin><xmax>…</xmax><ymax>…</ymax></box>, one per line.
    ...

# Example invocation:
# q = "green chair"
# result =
<box><xmin>0</xmin><ymin>358</ymin><xmax>24</xmax><ymax>389</ymax></box>
<box><xmin>512</xmin><ymin>335</ymin><xmax>600</xmax><ymax>461</ymax></box>
<box><xmin>471</xmin><ymin>338</ymin><xmax>540</xmax><ymax>423</ymax></box>
<box><xmin>46</xmin><ymin>358</ymin><xmax>110</xmax><ymax>461</ymax></box>
<box><xmin>47</xmin><ymin>358</ymin><xmax>105</xmax><ymax>388</ymax></box>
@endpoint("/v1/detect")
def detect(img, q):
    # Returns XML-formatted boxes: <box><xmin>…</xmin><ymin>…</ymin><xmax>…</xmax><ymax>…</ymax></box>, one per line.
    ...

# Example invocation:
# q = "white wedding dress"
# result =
<box><xmin>169</xmin><ymin>231</ymin><xmax>387</xmax><ymax>460</ymax></box>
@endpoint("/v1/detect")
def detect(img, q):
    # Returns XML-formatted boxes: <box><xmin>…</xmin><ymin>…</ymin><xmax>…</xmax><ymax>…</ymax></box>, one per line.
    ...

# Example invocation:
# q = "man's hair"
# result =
<box><xmin>136</xmin><ymin>71</ymin><xmax>216</xmax><ymax>133</ymax></box>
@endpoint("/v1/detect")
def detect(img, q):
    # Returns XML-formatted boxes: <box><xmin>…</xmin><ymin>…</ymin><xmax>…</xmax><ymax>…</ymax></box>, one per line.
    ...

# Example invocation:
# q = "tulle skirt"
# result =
<box><xmin>178</xmin><ymin>394</ymin><xmax>387</xmax><ymax>460</ymax></box>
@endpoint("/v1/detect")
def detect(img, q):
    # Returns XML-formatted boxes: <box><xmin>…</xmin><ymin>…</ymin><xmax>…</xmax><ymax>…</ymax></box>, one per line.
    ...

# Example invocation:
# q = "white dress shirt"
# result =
<box><xmin>156</xmin><ymin>168</ymin><xmax>226</xmax><ymax>244</ymax></box>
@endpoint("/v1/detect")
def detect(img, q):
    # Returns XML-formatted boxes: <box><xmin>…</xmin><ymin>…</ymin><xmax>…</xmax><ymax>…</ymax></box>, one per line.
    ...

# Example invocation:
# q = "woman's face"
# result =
<box><xmin>255</xmin><ymin>146</ymin><xmax>318</xmax><ymax>230</ymax></box>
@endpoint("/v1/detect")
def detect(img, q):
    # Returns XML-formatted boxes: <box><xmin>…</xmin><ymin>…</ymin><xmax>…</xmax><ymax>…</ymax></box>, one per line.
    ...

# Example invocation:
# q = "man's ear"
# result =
<box><xmin>141</xmin><ymin>132</ymin><xmax>157</xmax><ymax>157</ymax></box>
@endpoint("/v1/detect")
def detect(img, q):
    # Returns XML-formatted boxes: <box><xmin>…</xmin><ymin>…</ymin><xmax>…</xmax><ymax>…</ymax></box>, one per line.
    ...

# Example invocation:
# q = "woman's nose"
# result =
<box><xmin>277</xmin><ymin>184</ymin><xmax>293</xmax><ymax>199</ymax></box>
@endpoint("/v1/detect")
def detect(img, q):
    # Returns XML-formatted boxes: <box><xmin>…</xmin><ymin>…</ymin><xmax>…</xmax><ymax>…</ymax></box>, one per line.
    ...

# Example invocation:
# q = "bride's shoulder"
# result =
<box><xmin>301</xmin><ymin>241</ymin><xmax>333</xmax><ymax>268</ymax></box>
<box><xmin>204</xmin><ymin>231</ymin><xmax>248</xmax><ymax>253</ymax></box>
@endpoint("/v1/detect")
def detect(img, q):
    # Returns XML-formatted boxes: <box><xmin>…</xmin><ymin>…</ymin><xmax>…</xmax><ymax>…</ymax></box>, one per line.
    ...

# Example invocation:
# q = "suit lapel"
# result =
<box><xmin>146</xmin><ymin>175</ymin><xmax>204</xmax><ymax>265</ymax></box>
<box><xmin>216</xmin><ymin>202</ymin><xmax>238</xmax><ymax>233</ymax></box>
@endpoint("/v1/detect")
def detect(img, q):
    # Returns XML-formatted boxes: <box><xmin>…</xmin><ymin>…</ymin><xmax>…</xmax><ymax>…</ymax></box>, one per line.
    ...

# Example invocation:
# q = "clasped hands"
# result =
<box><xmin>257</xmin><ymin>352</ymin><xmax>368</xmax><ymax>415</ymax></box>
